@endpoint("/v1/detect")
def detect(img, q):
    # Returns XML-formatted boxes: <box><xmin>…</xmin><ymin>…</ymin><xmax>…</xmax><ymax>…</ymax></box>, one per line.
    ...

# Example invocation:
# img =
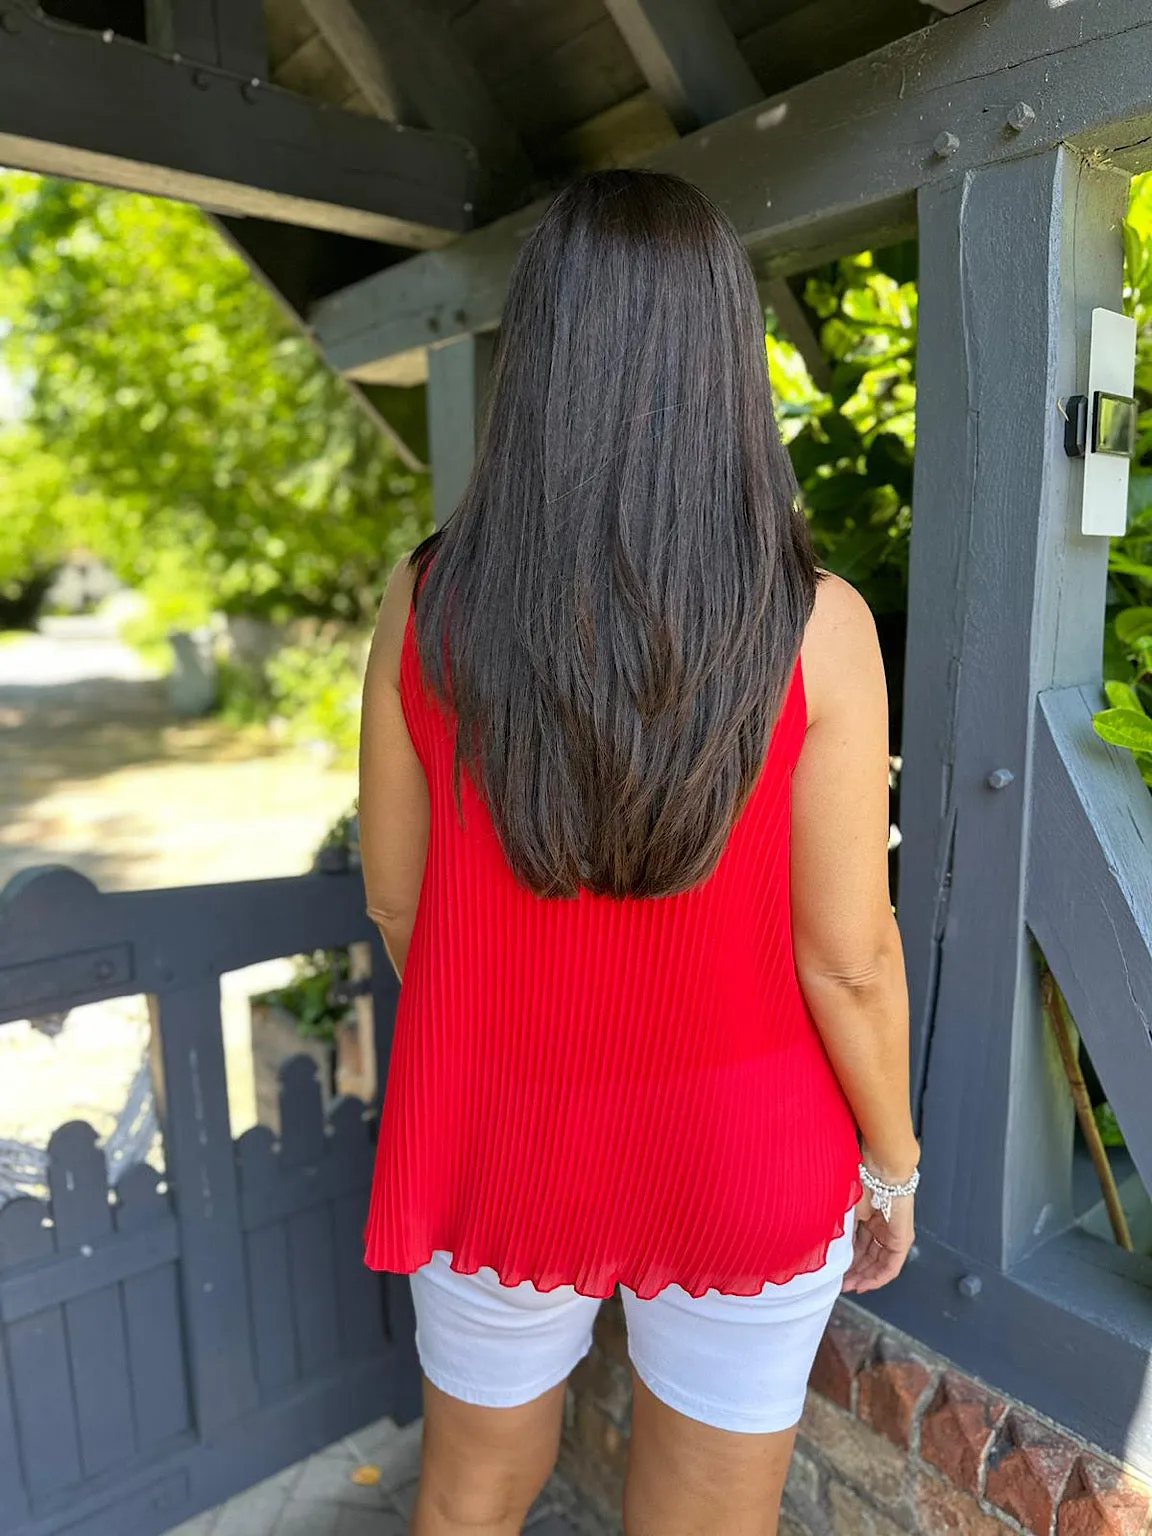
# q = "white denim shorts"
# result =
<box><xmin>409</xmin><ymin>1222</ymin><xmax>854</xmax><ymax>1435</ymax></box>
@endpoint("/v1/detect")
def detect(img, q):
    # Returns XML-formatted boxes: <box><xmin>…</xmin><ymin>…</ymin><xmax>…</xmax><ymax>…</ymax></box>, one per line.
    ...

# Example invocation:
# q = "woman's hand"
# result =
<box><xmin>842</xmin><ymin>1188</ymin><xmax>915</xmax><ymax>1294</ymax></box>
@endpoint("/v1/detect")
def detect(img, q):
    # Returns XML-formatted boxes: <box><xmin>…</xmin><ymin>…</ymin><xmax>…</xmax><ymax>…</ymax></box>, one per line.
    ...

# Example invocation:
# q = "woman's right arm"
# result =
<box><xmin>792</xmin><ymin>573</ymin><xmax>919</xmax><ymax>1292</ymax></box>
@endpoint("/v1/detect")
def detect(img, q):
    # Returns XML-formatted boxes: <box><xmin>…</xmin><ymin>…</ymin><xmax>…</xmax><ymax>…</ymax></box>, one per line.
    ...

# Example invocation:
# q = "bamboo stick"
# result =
<box><xmin>1040</xmin><ymin>971</ymin><xmax>1134</xmax><ymax>1253</ymax></box>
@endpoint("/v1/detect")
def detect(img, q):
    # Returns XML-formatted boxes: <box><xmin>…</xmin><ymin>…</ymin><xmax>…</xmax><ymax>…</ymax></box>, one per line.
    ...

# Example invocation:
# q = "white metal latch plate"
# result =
<box><xmin>1080</xmin><ymin>307</ymin><xmax>1137</xmax><ymax>538</ymax></box>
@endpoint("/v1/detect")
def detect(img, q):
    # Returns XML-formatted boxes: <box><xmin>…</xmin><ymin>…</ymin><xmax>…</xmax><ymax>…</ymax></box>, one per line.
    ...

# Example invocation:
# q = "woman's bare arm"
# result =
<box><xmin>358</xmin><ymin>559</ymin><xmax>428</xmax><ymax>979</ymax></box>
<box><xmin>793</xmin><ymin>573</ymin><xmax>918</xmax><ymax>1290</ymax></box>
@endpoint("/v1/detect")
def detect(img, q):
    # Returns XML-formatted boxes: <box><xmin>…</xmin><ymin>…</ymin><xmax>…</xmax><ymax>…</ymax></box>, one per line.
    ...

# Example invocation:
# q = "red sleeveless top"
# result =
<box><xmin>364</xmin><ymin>605</ymin><xmax>861</xmax><ymax>1298</ymax></box>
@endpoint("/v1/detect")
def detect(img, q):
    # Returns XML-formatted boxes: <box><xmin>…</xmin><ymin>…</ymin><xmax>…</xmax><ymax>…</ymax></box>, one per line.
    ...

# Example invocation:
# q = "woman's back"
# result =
<box><xmin>363</xmin><ymin>590</ymin><xmax>860</xmax><ymax>1298</ymax></box>
<box><xmin>358</xmin><ymin>169</ymin><xmax>916</xmax><ymax>1535</ymax></box>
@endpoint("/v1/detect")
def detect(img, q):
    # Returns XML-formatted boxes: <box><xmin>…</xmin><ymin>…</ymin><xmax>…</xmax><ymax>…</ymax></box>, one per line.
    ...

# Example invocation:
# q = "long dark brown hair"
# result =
<box><xmin>411</xmin><ymin>168</ymin><xmax>816</xmax><ymax>899</ymax></box>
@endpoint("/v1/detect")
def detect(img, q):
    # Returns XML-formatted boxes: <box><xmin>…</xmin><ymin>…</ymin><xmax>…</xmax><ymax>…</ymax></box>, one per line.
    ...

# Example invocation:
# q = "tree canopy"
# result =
<box><xmin>0</xmin><ymin>172</ymin><xmax>429</xmax><ymax>628</ymax></box>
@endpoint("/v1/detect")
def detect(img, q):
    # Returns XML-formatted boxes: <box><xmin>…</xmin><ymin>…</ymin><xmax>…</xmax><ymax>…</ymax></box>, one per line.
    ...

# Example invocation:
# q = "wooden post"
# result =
<box><xmin>150</xmin><ymin>982</ymin><xmax>259</xmax><ymax>1428</ymax></box>
<box><xmin>427</xmin><ymin>333</ymin><xmax>495</xmax><ymax>527</ymax></box>
<box><xmin>900</xmin><ymin>148</ymin><xmax>1128</xmax><ymax>1268</ymax></box>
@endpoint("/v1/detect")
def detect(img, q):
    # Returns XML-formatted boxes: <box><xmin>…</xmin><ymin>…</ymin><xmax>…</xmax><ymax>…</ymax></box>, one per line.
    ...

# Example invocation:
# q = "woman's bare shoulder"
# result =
<box><xmin>800</xmin><ymin>572</ymin><xmax>884</xmax><ymax>723</ymax></box>
<box><xmin>369</xmin><ymin>556</ymin><xmax>419</xmax><ymax>688</ymax></box>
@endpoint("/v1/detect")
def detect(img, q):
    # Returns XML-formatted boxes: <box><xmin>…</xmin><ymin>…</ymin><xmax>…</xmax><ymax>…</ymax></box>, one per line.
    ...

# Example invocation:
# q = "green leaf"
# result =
<box><xmin>1108</xmin><ymin>552</ymin><xmax>1152</xmax><ymax>584</ymax></box>
<box><xmin>1094</xmin><ymin>1103</ymin><xmax>1126</xmax><ymax>1150</ymax></box>
<box><xmin>1115</xmin><ymin>606</ymin><xmax>1152</xmax><ymax>647</ymax></box>
<box><xmin>1105</xmin><ymin>680</ymin><xmax>1144</xmax><ymax>713</ymax></box>
<box><xmin>1093</xmin><ymin>707</ymin><xmax>1152</xmax><ymax>751</ymax></box>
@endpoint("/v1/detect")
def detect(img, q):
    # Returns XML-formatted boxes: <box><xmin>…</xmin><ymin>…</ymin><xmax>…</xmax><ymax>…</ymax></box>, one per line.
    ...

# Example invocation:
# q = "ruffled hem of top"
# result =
<box><xmin>364</xmin><ymin>1175</ymin><xmax>863</xmax><ymax>1302</ymax></box>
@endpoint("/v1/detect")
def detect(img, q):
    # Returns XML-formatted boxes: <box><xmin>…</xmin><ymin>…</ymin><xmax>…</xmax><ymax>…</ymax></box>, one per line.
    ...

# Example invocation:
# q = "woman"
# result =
<box><xmin>358</xmin><ymin>169</ymin><xmax>918</xmax><ymax>1536</ymax></box>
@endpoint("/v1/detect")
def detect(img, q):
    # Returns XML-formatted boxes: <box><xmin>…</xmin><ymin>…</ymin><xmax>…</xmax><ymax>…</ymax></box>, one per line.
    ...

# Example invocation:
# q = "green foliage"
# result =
<box><xmin>258</xmin><ymin>808</ymin><xmax>361</xmax><ymax>1042</ymax></box>
<box><xmin>0</xmin><ymin>171</ymin><xmax>430</xmax><ymax>627</ymax></box>
<box><xmin>768</xmin><ymin>246</ymin><xmax>916</xmax><ymax>617</ymax></box>
<box><xmin>262</xmin><ymin>949</ymin><xmax>352</xmax><ymax>1044</ymax></box>
<box><xmin>1094</xmin><ymin>172</ymin><xmax>1152</xmax><ymax>781</ymax></box>
<box><xmin>1094</xmin><ymin>1102</ymin><xmax>1127</xmax><ymax>1150</ymax></box>
<box><xmin>265</xmin><ymin>636</ymin><xmax>366</xmax><ymax>765</ymax></box>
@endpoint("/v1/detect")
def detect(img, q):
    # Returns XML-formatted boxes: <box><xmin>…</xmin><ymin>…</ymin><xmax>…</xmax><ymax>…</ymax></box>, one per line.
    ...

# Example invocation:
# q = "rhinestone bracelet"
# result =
<box><xmin>858</xmin><ymin>1162</ymin><xmax>920</xmax><ymax>1222</ymax></box>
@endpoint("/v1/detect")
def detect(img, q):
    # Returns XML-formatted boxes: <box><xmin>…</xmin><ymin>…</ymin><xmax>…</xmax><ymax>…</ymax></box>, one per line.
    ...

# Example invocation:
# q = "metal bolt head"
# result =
<box><xmin>958</xmin><ymin>1273</ymin><xmax>983</xmax><ymax>1299</ymax></box>
<box><xmin>987</xmin><ymin>767</ymin><xmax>1015</xmax><ymax>790</ymax></box>
<box><xmin>240</xmin><ymin>79</ymin><xmax>259</xmax><ymax>103</ymax></box>
<box><xmin>933</xmin><ymin>130</ymin><xmax>960</xmax><ymax>159</ymax></box>
<box><xmin>1006</xmin><ymin>101</ymin><xmax>1036</xmax><ymax>133</ymax></box>
<box><xmin>191</xmin><ymin>69</ymin><xmax>210</xmax><ymax>90</ymax></box>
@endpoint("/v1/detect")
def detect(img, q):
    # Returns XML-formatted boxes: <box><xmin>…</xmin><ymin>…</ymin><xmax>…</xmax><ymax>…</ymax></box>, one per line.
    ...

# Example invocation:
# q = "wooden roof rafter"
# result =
<box><xmin>312</xmin><ymin>0</ymin><xmax>1152</xmax><ymax>380</ymax></box>
<box><xmin>0</xmin><ymin>2</ymin><xmax>476</xmax><ymax>248</ymax></box>
<box><xmin>297</xmin><ymin>0</ymin><xmax>537</xmax><ymax>219</ymax></box>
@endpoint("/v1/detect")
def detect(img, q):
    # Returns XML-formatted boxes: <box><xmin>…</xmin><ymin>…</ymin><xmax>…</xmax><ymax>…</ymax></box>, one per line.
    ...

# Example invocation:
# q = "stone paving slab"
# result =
<box><xmin>166</xmin><ymin>1417</ymin><xmax>609</xmax><ymax>1536</ymax></box>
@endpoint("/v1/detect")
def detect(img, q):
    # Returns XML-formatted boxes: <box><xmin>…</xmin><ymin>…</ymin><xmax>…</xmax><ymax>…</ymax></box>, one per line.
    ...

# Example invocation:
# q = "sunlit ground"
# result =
<box><xmin>0</xmin><ymin>617</ymin><xmax>358</xmax><ymax>1195</ymax></box>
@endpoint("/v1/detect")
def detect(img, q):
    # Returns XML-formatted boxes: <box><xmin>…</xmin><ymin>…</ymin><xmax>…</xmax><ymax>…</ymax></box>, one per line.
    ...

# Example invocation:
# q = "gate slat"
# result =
<box><xmin>326</xmin><ymin>1100</ymin><xmax>385</xmax><ymax>1357</ymax></box>
<box><xmin>47</xmin><ymin>1124</ymin><xmax>136</xmax><ymax>1476</ymax></box>
<box><xmin>65</xmin><ymin>1290</ymin><xmax>138</xmax><ymax>1477</ymax></box>
<box><xmin>0</xmin><ymin>1315</ymin><xmax>31</xmax><ymax>1526</ymax></box>
<box><xmin>7</xmin><ymin>1310</ymin><xmax>82</xmax><ymax>1502</ymax></box>
<box><xmin>116</xmin><ymin>1165</ymin><xmax>191</xmax><ymax>1450</ymax></box>
<box><xmin>152</xmin><ymin>982</ymin><xmax>259</xmax><ymax>1429</ymax></box>
<box><xmin>0</xmin><ymin>1196</ymin><xmax>82</xmax><ymax>1502</ymax></box>
<box><xmin>288</xmin><ymin>1207</ymin><xmax>340</xmax><ymax>1373</ymax></box>
<box><xmin>332</xmin><ymin>1190</ymin><xmax>387</xmax><ymax>1356</ymax></box>
<box><xmin>245</xmin><ymin>1222</ymin><xmax>299</xmax><ymax>1393</ymax></box>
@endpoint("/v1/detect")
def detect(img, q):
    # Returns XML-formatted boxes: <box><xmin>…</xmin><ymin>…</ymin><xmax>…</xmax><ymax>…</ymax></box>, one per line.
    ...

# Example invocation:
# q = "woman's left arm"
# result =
<box><xmin>358</xmin><ymin>559</ymin><xmax>429</xmax><ymax>979</ymax></box>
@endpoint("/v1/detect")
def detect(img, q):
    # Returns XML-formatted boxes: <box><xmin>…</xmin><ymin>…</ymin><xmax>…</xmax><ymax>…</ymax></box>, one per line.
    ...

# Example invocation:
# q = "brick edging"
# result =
<box><xmin>797</xmin><ymin>1299</ymin><xmax>1152</xmax><ymax>1536</ymax></box>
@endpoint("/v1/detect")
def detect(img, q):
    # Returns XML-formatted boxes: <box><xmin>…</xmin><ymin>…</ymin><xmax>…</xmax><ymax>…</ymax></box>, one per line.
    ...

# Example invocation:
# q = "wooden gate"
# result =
<box><xmin>0</xmin><ymin>864</ymin><xmax>418</xmax><ymax>1536</ymax></box>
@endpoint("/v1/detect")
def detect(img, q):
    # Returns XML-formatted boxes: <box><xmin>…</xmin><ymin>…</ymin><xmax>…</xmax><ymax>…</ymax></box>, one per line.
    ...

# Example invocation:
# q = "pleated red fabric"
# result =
<box><xmin>363</xmin><ymin>603</ymin><xmax>862</xmax><ymax>1298</ymax></box>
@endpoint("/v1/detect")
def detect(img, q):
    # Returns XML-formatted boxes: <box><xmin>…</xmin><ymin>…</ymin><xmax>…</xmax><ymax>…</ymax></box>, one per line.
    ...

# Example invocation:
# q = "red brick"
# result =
<box><xmin>985</xmin><ymin>1411</ymin><xmax>1079</xmax><ymax>1536</ymax></box>
<box><xmin>810</xmin><ymin>1310</ymin><xmax>877</xmax><ymax>1409</ymax></box>
<box><xmin>914</xmin><ymin>1471</ymin><xmax>1016</xmax><ymax>1535</ymax></box>
<box><xmin>920</xmin><ymin>1373</ymin><xmax>1006</xmax><ymax>1495</ymax></box>
<box><xmin>798</xmin><ymin>1391</ymin><xmax>909</xmax><ymax>1517</ymax></box>
<box><xmin>857</xmin><ymin>1337</ymin><xmax>935</xmax><ymax>1451</ymax></box>
<box><xmin>1057</xmin><ymin>1457</ymin><xmax>1152</xmax><ymax>1536</ymax></box>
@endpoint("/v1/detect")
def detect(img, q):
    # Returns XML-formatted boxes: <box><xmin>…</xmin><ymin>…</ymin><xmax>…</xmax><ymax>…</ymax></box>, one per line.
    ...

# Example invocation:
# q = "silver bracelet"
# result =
<box><xmin>858</xmin><ymin>1162</ymin><xmax>919</xmax><ymax>1222</ymax></box>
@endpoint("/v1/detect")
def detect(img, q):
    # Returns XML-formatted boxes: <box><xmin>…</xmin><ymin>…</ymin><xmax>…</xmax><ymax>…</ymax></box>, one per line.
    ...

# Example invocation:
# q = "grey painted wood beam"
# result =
<box><xmin>313</xmin><ymin>0</ymin><xmax>1152</xmax><ymax>377</ymax></box>
<box><xmin>602</xmin><ymin>1</ymin><xmax>830</xmax><ymax>376</ymax></box>
<box><xmin>602</xmin><ymin>0</ymin><xmax>761</xmax><ymax>132</ymax></box>
<box><xmin>0</xmin><ymin>7</ymin><xmax>474</xmax><ymax>249</ymax></box>
<box><xmin>146</xmin><ymin>0</ymin><xmax>267</xmax><ymax>76</ymax></box>
<box><xmin>298</xmin><ymin>0</ymin><xmax>534</xmax><ymax>217</ymax></box>
<box><xmin>427</xmin><ymin>334</ymin><xmax>495</xmax><ymax>527</ymax></box>
<box><xmin>901</xmin><ymin>149</ymin><xmax>1128</xmax><ymax>1270</ymax></box>
<box><xmin>1028</xmin><ymin>687</ymin><xmax>1152</xmax><ymax>1194</ymax></box>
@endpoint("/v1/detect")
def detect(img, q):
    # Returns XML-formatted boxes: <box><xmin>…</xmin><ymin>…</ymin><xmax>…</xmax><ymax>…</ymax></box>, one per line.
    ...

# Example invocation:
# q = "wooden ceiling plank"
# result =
<box><xmin>601</xmin><ymin>0</ymin><xmax>761</xmax><ymax>131</ymax></box>
<box><xmin>0</xmin><ymin>7</ymin><xmax>475</xmax><ymax>248</ymax></box>
<box><xmin>595</xmin><ymin>0</ymin><xmax>827</xmax><ymax>368</ymax></box>
<box><xmin>299</xmin><ymin>0</ymin><xmax>534</xmax><ymax>215</ymax></box>
<box><xmin>311</xmin><ymin>0</ymin><xmax>1152</xmax><ymax>373</ymax></box>
<box><xmin>146</xmin><ymin>0</ymin><xmax>267</xmax><ymax>77</ymax></box>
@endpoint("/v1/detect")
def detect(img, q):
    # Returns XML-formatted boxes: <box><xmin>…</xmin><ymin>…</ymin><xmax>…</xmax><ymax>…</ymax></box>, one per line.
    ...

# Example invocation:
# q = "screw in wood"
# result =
<box><xmin>1006</xmin><ymin>102</ymin><xmax>1036</xmax><ymax>133</ymax></box>
<box><xmin>958</xmin><ymin>1274</ymin><xmax>983</xmax><ymax>1299</ymax></box>
<box><xmin>986</xmin><ymin>768</ymin><xmax>1015</xmax><ymax>790</ymax></box>
<box><xmin>933</xmin><ymin>130</ymin><xmax>960</xmax><ymax>159</ymax></box>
